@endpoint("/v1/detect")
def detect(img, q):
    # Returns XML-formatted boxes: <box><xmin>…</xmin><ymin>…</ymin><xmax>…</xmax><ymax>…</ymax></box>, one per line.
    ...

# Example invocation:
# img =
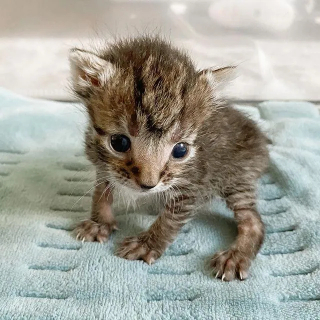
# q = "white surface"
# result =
<box><xmin>1</xmin><ymin>0</ymin><xmax>320</xmax><ymax>101</ymax></box>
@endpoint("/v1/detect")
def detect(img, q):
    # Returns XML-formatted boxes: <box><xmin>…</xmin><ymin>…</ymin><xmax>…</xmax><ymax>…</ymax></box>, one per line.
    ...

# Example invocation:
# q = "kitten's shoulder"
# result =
<box><xmin>215</xmin><ymin>103</ymin><xmax>269</xmax><ymax>149</ymax></box>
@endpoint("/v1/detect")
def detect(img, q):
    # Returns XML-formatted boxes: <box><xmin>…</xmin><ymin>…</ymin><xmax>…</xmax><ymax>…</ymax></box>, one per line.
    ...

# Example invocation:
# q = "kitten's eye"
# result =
<box><xmin>172</xmin><ymin>143</ymin><xmax>188</xmax><ymax>159</ymax></box>
<box><xmin>110</xmin><ymin>134</ymin><xmax>131</xmax><ymax>153</ymax></box>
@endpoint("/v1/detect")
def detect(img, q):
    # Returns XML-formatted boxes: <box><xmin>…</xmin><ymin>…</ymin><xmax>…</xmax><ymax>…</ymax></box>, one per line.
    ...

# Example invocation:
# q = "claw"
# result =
<box><xmin>215</xmin><ymin>271</ymin><xmax>220</xmax><ymax>279</ymax></box>
<box><xmin>221</xmin><ymin>274</ymin><xmax>226</xmax><ymax>281</ymax></box>
<box><xmin>82</xmin><ymin>237</ymin><xmax>85</xmax><ymax>243</ymax></box>
<box><xmin>76</xmin><ymin>233</ymin><xmax>80</xmax><ymax>241</ymax></box>
<box><xmin>239</xmin><ymin>270</ymin><xmax>248</xmax><ymax>280</ymax></box>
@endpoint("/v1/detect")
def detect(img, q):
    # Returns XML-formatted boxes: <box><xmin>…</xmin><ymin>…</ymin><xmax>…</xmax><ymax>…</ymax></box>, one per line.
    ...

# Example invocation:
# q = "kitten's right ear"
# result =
<box><xmin>69</xmin><ymin>48</ymin><xmax>115</xmax><ymax>97</ymax></box>
<box><xmin>198</xmin><ymin>66</ymin><xmax>236</xmax><ymax>91</ymax></box>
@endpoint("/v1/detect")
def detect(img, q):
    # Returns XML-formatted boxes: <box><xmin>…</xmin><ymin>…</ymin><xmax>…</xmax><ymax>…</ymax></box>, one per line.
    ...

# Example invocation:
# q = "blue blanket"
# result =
<box><xmin>0</xmin><ymin>88</ymin><xmax>319</xmax><ymax>319</ymax></box>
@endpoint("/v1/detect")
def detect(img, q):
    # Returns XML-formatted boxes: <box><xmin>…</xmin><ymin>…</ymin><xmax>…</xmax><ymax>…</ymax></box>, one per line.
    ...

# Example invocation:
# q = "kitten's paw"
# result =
<box><xmin>74</xmin><ymin>219</ymin><xmax>118</xmax><ymax>243</ymax></box>
<box><xmin>211</xmin><ymin>249</ymin><xmax>251</xmax><ymax>281</ymax></box>
<box><xmin>116</xmin><ymin>235</ymin><xmax>163</xmax><ymax>265</ymax></box>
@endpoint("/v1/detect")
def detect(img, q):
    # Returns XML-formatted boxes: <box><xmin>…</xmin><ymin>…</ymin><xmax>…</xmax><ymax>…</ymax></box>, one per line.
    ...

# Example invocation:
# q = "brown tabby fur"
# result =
<box><xmin>70</xmin><ymin>36</ymin><xmax>269</xmax><ymax>281</ymax></box>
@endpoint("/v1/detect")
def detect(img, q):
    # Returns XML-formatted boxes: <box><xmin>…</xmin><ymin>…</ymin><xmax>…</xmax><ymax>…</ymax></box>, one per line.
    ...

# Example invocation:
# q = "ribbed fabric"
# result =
<box><xmin>0</xmin><ymin>89</ymin><xmax>319</xmax><ymax>319</ymax></box>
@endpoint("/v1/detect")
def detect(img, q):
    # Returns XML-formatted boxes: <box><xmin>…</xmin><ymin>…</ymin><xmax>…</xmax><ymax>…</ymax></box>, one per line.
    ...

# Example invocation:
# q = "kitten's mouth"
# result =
<box><xmin>116</xmin><ymin>182</ymin><xmax>155</xmax><ymax>195</ymax></box>
<box><xmin>140</xmin><ymin>185</ymin><xmax>156</xmax><ymax>192</ymax></box>
<box><xmin>116</xmin><ymin>180</ymin><xmax>165</xmax><ymax>195</ymax></box>
<box><xmin>135</xmin><ymin>183</ymin><xmax>160</xmax><ymax>194</ymax></box>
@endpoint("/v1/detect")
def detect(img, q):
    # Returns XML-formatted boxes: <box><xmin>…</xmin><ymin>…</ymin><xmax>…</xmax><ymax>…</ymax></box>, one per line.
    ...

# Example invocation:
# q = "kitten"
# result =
<box><xmin>70</xmin><ymin>36</ymin><xmax>269</xmax><ymax>281</ymax></box>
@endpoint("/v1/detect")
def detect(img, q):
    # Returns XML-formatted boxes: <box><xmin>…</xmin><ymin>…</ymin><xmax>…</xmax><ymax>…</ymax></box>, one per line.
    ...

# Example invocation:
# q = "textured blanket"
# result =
<box><xmin>0</xmin><ymin>88</ymin><xmax>319</xmax><ymax>319</ymax></box>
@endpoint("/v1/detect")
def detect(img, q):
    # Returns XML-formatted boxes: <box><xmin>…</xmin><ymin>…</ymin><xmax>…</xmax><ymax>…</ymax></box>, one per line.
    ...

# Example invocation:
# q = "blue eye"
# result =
<box><xmin>111</xmin><ymin>134</ymin><xmax>131</xmax><ymax>153</ymax></box>
<box><xmin>172</xmin><ymin>143</ymin><xmax>188</xmax><ymax>159</ymax></box>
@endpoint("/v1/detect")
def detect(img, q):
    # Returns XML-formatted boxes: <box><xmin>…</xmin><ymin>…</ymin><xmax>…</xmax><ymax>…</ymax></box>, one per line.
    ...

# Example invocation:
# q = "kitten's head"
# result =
<box><xmin>69</xmin><ymin>37</ymin><xmax>233</xmax><ymax>195</ymax></box>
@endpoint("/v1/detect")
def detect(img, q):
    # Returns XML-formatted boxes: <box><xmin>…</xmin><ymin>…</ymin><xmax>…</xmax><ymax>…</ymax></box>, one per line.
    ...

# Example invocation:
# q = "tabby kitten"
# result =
<box><xmin>70</xmin><ymin>36</ymin><xmax>268</xmax><ymax>281</ymax></box>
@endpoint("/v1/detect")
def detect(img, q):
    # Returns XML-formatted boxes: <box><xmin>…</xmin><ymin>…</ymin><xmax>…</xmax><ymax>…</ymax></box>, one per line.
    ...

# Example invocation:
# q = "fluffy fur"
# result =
<box><xmin>70</xmin><ymin>36</ymin><xmax>269</xmax><ymax>281</ymax></box>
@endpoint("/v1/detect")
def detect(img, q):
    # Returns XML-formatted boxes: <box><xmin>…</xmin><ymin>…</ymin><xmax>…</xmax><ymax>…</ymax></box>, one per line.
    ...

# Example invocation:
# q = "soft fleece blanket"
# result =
<box><xmin>0</xmin><ymin>88</ymin><xmax>319</xmax><ymax>319</ymax></box>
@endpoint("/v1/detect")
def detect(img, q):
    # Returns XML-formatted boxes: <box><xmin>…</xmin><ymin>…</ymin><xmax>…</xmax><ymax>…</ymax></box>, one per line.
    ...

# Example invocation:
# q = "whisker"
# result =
<box><xmin>71</xmin><ymin>178</ymin><xmax>109</xmax><ymax>210</ymax></box>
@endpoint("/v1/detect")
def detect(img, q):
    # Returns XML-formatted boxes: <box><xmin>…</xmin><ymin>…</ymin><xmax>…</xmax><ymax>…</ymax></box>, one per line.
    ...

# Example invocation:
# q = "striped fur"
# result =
<box><xmin>70</xmin><ymin>36</ymin><xmax>269</xmax><ymax>281</ymax></box>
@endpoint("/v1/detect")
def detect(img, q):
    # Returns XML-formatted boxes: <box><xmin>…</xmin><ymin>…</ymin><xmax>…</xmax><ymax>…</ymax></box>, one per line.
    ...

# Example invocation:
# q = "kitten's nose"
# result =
<box><xmin>140</xmin><ymin>184</ymin><xmax>156</xmax><ymax>190</ymax></box>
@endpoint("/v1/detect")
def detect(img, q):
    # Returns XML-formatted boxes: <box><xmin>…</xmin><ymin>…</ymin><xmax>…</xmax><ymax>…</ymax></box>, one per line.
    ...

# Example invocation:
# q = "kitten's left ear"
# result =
<box><xmin>69</xmin><ymin>48</ymin><xmax>115</xmax><ymax>97</ymax></box>
<box><xmin>198</xmin><ymin>66</ymin><xmax>236</xmax><ymax>91</ymax></box>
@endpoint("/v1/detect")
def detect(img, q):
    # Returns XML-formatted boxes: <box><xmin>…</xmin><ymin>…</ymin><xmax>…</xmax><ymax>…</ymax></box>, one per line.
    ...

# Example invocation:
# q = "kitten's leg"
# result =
<box><xmin>74</xmin><ymin>182</ymin><xmax>117</xmax><ymax>243</ymax></box>
<box><xmin>211</xmin><ymin>188</ymin><xmax>264</xmax><ymax>281</ymax></box>
<box><xmin>116</xmin><ymin>195</ymin><xmax>195</xmax><ymax>264</ymax></box>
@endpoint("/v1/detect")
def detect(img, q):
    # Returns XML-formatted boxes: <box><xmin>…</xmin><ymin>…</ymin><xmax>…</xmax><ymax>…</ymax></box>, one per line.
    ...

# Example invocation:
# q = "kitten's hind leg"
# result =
<box><xmin>211</xmin><ymin>187</ymin><xmax>264</xmax><ymax>281</ymax></box>
<box><xmin>74</xmin><ymin>182</ymin><xmax>118</xmax><ymax>243</ymax></box>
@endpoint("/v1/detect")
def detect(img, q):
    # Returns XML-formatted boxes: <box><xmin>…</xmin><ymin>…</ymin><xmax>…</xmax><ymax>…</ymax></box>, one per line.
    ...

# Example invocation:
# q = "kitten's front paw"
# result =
<box><xmin>116</xmin><ymin>234</ymin><xmax>163</xmax><ymax>265</ymax></box>
<box><xmin>211</xmin><ymin>249</ymin><xmax>251</xmax><ymax>281</ymax></box>
<box><xmin>74</xmin><ymin>219</ymin><xmax>118</xmax><ymax>243</ymax></box>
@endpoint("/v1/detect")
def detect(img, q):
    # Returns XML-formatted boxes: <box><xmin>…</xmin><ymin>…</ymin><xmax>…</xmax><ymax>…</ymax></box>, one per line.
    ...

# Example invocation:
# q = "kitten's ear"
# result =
<box><xmin>198</xmin><ymin>66</ymin><xmax>236</xmax><ymax>91</ymax></box>
<box><xmin>69</xmin><ymin>48</ymin><xmax>115</xmax><ymax>97</ymax></box>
